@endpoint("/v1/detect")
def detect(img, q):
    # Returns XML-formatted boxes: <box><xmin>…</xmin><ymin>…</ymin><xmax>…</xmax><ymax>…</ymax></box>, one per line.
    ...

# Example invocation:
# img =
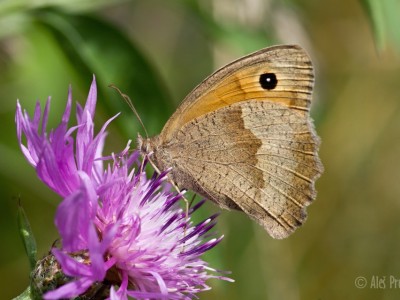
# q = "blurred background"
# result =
<box><xmin>1</xmin><ymin>0</ymin><xmax>400</xmax><ymax>299</ymax></box>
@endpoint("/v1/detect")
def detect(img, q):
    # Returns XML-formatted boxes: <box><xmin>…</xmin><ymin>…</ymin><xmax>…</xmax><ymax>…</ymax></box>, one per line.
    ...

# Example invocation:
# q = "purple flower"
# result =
<box><xmin>16</xmin><ymin>77</ymin><xmax>232</xmax><ymax>299</ymax></box>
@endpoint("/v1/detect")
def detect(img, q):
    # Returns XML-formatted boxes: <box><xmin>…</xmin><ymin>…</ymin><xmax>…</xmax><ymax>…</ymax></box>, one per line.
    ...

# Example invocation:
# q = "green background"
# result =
<box><xmin>1</xmin><ymin>0</ymin><xmax>400</xmax><ymax>299</ymax></box>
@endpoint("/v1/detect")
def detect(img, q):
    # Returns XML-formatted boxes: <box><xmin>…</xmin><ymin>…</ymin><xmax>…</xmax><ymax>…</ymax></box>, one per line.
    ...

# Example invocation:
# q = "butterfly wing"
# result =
<box><xmin>165</xmin><ymin>100</ymin><xmax>322</xmax><ymax>239</ymax></box>
<box><xmin>154</xmin><ymin>45</ymin><xmax>323</xmax><ymax>238</ymax></box>
<box><xmin>160</xmin><ymin>45</ymin><xmax>314</xmax><ymax>142</ymax></box>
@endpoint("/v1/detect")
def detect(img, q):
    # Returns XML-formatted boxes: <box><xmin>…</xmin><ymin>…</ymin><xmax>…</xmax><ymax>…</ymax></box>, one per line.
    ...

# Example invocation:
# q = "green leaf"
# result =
<box><xmin>30</xmin><ymin>7</ymin><xmax>173</xmax><ymax>138</ymax></box>
<box><xmin>0</xmin><ymin>0</ymin><xmax>123</xmax><ymax>39</ymax></box>
<box><xmin>17</xmin><ymin>200</ymin><xmax>37</xmax><ymax>271</ymax></box>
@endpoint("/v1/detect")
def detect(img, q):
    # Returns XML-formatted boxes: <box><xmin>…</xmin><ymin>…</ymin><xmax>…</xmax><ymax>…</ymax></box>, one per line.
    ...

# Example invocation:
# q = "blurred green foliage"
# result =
<box><xmin>361</xmin><ymin>0</ymin><xmax>400</xmax><ymax>52</ymax></box>
<box><xmin>1</xmin><ymin>0</ymin><xmax>400</xmax><ymax>299</ymax></box>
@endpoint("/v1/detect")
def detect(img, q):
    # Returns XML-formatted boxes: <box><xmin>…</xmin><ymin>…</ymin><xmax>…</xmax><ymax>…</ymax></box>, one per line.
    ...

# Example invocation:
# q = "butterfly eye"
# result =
<box><xmin>259</xmin><ymin>73</ymin><xmax>277</xmax><ymax>90</ymax></box>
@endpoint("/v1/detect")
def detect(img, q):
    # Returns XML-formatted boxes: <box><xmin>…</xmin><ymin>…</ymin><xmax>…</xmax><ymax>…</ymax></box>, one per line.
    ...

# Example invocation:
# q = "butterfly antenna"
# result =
<box><xmin>109</xmin><ymin>84</ymin><xmax>149</xmax><ymax>139</ymax></box>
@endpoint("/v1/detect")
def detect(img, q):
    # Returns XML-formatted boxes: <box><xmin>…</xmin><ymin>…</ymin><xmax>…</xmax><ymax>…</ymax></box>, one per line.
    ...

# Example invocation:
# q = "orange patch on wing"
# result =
<box><xmin>160</xmin><ymin>46</ymin><xmax>314</xmax><ymax>142</ymax></box>
<box><xmin>168</xmin><ymin>65</ymin><xmax>313</xmax><ymax>138</ymax></box>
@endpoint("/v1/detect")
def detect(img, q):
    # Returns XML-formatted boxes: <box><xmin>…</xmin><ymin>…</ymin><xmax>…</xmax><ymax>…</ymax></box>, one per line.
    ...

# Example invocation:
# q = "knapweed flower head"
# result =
<box><xmin>15</xmin><ymin>77</ymin><xmax>232</xmax><ymax>299</ymax></box>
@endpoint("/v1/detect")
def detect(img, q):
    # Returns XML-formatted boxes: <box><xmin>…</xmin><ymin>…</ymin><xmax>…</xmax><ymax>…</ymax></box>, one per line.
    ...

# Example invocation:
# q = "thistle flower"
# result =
<box><xmin>15</xmin><ymin>77</ymin><xmax>232</xmax><ymax>299</ymax></box>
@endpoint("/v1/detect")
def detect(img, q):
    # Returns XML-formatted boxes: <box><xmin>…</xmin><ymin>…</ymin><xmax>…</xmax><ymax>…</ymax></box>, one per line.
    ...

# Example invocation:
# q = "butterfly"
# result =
<box><xmin>138</xmin><ymin>45</ymin><xmax>323</xmax><ymax>239</ymax></box>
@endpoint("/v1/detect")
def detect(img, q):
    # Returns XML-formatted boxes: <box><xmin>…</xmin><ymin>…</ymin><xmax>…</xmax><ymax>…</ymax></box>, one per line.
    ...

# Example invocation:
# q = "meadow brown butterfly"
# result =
<box><xmin>138</xmin><ymin>45</ymin><xmax>323</xmax><ymax>239</ymax></box>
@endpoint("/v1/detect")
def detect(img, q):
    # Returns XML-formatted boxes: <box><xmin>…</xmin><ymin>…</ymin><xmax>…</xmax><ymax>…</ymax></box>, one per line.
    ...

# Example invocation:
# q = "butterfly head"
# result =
<box><xmin>137</xmin><ymin>133</ymin><xmax>162</xmax><ymax>156</ymax></box>
<box><xmin>137</xmin><ymin>133</ymin><xmax>150</xmax><ymax>155</ymax></box>
<box><xmin>138</xmin><ymin>133</ymin><xmax>170</xmax><ymax>174</ymax></box>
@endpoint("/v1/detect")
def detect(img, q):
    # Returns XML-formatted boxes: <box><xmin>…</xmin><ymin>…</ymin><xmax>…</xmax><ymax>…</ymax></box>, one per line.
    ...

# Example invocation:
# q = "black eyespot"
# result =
<box><xmin>259</xmin><ymin>73</ymin><xmax>278</xmax><ymax>90</ymax></box>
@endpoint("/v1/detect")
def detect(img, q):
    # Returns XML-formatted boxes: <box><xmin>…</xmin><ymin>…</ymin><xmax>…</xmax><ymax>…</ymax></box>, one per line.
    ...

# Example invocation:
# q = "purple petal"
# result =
<box><xmin>148</xmin><ymin>271</ymin><xmax>168</xmax><ymax>295</ymax></box>
<box><xmin>33</xmin><ymin>101</ymin><xmax>42</xmax><ymax>130</ymax></box>
<box><xmin>55</xmin><ymin>172</ymin><xmax>97</xmax><ymax>251</ymax></box>
<box><xmin>84</xmin><ymin>76</ymin><xmax>97</xmax><ymax>120</ymax></box>
<box><xmin>87</xmin><ymin>221</ymin><xmax>105</xmax><ymax>281</ymax></box>
<box><xmin>36</xmin><ymin>143</ymin><xmax>78</xmax><ymax>197</ymax></box>
<box><xmin>41</xmin><ymin>98</ymin><xmax>50</xmax><ymax>136</ymax></box>
<box><xmin>109</xmin><ymin>271</ymin><xmax>128</xmax><ymax>300</ymax></box>
<box><xmin>43</xmin><ymin>277</ymin><xmax>94</xmax><ymax>300</ymax></box>
<box><xmin>76</xmin><ymin>109</ymin><xmax>94</xmax><ymax>171</ymax></box>
<box><xmin>55</xmin><ymin>191</ymin><xmax>88</xmax><ymax>251</ymax></box>
<box><xmin>62</xmin><ymin>86</ymin><xmax>72</xmax><ymax>124</ymax></box>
